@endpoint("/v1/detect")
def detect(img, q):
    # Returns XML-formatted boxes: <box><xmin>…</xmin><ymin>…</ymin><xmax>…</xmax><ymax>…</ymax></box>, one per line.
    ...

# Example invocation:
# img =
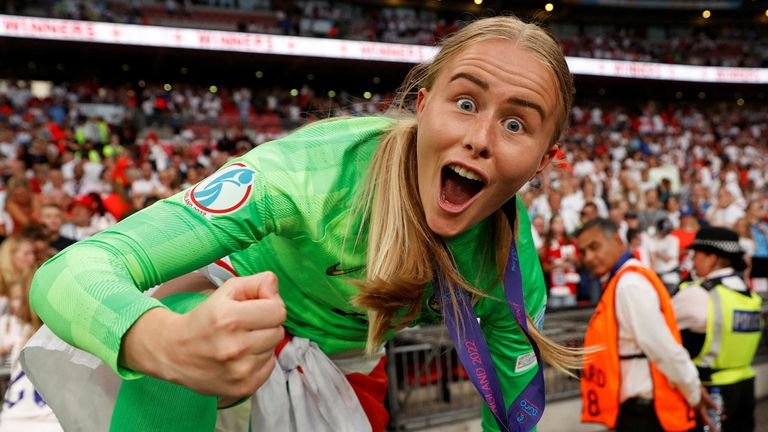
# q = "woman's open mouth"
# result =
<box><xmin>439</xmin><ymin>163</ymin><xmax>486</xmax><ymax>213</ymax></box>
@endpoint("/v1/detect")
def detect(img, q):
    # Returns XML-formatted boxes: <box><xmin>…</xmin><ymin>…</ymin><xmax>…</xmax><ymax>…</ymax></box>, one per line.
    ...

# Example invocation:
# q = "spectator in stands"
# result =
<box><xmin>530</xmin><ymin>214</ymin><xmax>545</xmax><ymax>251</ymax></box>
<box><xmin>40</xmin><ymin>168</ymin><xmax>73</xmax><ymax>210</ymax></box>
<box><xmin>59</xmin><ymin>195</ymin><xmax>98</xmax><ymax>241</ymax></box>
<box><xmin>27</xmin><ymin>16</ymin><xmax>582</xmax><ymax>432</ymax></box>
<box><xmin>690</xmin><ymin>183</ymin><xmax>712</xmax><ymax>219</ymax></box>
<box><xmin>530</xmin><ymin>188</ymin><xmax>562</xmax><ymax>231</ymax></box>
<box><xmin>0</xmin><ymin>236</ymin><xmax>36</xmax><ymax>314</ymax></box>
<box><xmin>0</xmin><ymin>278</ymin><xmax>32</xmax><ymax>358</ymax></box>
<box><xmin>609</xmin><ymin>199</ymin><xmax>630</xmax><ymax>243</ymax></box>
<box><xmin>541</xmin><ymin>214</ymin><xmax>580</xmax><ymax>307</ymax></box>
<box><xmin>734</xmin><ymin>217</ymin><xmax>756</xmax><ymax>274</ymax></box>
<box><xmin>130</xmin><ymin>161</ymin><xmax>161</xmax><ymax>209</ymax></box>
<box><xmin>4</xmin><ymin>178</ymin><xmax>40</xmax><ymax>236</ymax></box>
<box><xmin>640</xmin><ymin>188</ymin><xmax>667</xmax><ymax>230</ymax></box>
<box><xmin>746</xmin><ymin>199</ymin><xmax>768</xmax><ymax>289</ymax></box>
<box><xmin>0</xmin><ymin>270</ymin><xmax>61</xmax><ymax>431</ymax></box>
<box><xmin>649</xmin><ymin>218</ymin><xmax>680</xmax><ymax>294</ymax></box>
<box><xmin>576</xmin><ymin>218</ymin><xmax>713</xmax><ymax>432</ymax></box>
<box><xmin>706</xmin><ymin>187</ymin><xmax>744</xmax><ymax>229</ymax></box>
<box><xmin>21</xmin><ymin>223</ymin><xmax>59</xmax><ymax>266</ymax></box>
<box><xmin>86</xmin><ymin>193</ymin><xmax>117</xmax><ymax>233</ymax></box>
<box><xmin>581</xmin><ymin>176</ymin><xmax>608</xmax><ymax>218</ymax></box>
<box><xmin>560</xmin><ymin>175</ymin><xmax>583</xmax><ymax>233</ymax></box>
<box><xmin>39</xmin><ymin>204</ymin><xmax>76</xmax><ymax>254</ymax></box>
<box><xmin>579</xmin><ymin>201</ymin><xmax>599</xmax><ymax>226</ymax></box>
<box><xmin>665</xmin><ymin>195</ymin><xmax>681</xmax><ymax>229</ymax></box>
<box><xmin>625</xmin><ymin>210</ymin><xmax>647</xmax><ymax>246</ymax></box>
<box><xmin>671</xmin><ymin>204</ymin><xmax>700</xmax><ymax>277</ymax></box>
<box><xmin>674</xmin><ymin>227</ymin><xmax>763</xmax><ymax>432</ymax></box>
<box><xmin>626</xmin><ymin>227</ymin><xmax>650</xmax><ymax>265</ymax></box>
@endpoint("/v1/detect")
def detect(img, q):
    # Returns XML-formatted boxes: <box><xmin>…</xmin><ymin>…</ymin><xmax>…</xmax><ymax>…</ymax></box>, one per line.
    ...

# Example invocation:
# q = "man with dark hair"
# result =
<box><xmin>579</xmin><ymin>201</ymin><xmax>599</xmax><ymax>226</ymax></box>
<box><xmin>576</xmin><ymin>218</ymin><xmax>713</xmax><ymax>432</ymax></box>
<box><xmin>673</xmin><ymin>226</ymin><xmax>763</xmax><ymax>431</ymax></box>
<box><xmin>39</xmin><ymin>204</ymin><xmax>77</xmax><ymax>252</ymax></box>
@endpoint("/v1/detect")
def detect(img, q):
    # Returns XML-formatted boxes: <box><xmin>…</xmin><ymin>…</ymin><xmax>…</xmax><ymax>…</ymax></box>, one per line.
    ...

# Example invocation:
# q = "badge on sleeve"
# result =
<box><xmin>184</xmin><ymin>162</ymin><xmax>256</xmax><ymax>217</ymax></box>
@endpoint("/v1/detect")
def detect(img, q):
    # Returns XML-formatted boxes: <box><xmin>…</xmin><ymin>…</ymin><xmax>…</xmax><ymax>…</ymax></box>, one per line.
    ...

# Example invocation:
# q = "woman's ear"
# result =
<box><xmin>536</xmin><ymin>144</ymin><xmax>559</xmax><ymax>174</ymax></box>
<box><xmin>416</xmin><ymin>88</ymin><xmax>429</xmax><ymax>117</ymax></box>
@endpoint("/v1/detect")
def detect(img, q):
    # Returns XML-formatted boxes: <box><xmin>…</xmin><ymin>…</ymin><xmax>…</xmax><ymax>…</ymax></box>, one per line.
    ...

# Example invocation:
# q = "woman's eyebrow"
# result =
<box><xmin>449</xmin><ymin>72</ymin><xmax>546</xmax><ymax>121</ymax></box>
<box><xmin>507</xmin><ymin>96</ymin><xmax>546</xmax><ymax>121</ymax></box>
<box><xmin>449</xmin><ymin>72</ymin><xmax>488</xmax><ymax>90</ymax></box>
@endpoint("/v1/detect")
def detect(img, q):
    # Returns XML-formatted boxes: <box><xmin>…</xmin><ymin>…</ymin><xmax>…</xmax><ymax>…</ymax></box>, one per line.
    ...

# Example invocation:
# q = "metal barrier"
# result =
<box><xmin>386</xmin><ymin>302</ymin><xmax>768</xmax><ymax>431</ymax></box>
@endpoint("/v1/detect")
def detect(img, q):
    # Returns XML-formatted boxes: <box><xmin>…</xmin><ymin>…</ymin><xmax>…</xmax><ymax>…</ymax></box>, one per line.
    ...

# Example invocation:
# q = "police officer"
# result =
<box><xmin>673</xmin><ymin>226</ymin><xmax>764</xmax><ymax>431</ymax></box>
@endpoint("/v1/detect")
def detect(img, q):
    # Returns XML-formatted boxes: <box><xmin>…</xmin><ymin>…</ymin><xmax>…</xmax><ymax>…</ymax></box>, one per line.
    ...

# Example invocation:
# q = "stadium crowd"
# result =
<box><xmin>7</xmin><ymin>0</ymin><xmax>768</xmax><ymax>67</ymax></box>
<box><xmin>0</xmin><ymin>78</ymin><xmax>765</xmax><ymax>310</ymax></box>
<box><xmin>0</xmin><ymin>74</ymin><xmax>764</xmax><ymax>429</ymax></box>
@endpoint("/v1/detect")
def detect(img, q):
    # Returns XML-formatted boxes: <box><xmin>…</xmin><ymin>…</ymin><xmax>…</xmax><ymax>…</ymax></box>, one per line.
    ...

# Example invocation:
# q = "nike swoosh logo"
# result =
<box><xmin>325</xmin><ymin>262</ymin><xmax>365</xmax><ymax>276</ymax></box>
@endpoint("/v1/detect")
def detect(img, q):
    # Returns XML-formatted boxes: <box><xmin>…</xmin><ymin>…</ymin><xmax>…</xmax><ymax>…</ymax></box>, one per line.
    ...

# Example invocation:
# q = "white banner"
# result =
<box><xmin>0</xmin><ymin>14</ymin><xmax>436</xmax><ymax>64</ymax></box>
<box><xmin>1</xmin><ymin>14</ymin><xmax>766</xmax><ymax>83</ymax></box>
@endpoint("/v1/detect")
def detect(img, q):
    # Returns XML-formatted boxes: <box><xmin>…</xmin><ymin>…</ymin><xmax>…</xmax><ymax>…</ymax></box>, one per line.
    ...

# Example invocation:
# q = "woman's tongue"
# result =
<box><xmin>442</xmin><ymin>169</ymin><xmax>482</xmax><ymax>206</ymax></box>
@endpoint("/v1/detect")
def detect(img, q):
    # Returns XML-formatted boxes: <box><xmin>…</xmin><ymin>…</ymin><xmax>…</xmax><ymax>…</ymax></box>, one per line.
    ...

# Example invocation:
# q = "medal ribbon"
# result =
<box><xmin>434</xmin><ymin>198</ymin><xmax>545</xmax><ymax>432</ymax></box>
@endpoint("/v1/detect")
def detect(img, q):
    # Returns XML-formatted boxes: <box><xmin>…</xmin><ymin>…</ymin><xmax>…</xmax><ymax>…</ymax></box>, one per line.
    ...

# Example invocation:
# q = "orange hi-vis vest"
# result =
<box><xmin>580</xmin><ymin>265</ymin><xmax>696</xmax><ymax>431</ymax></box>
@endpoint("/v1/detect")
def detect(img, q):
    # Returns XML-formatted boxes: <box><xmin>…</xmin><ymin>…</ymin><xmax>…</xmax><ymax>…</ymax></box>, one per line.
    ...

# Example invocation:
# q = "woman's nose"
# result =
<box><xmin>463</xmin><ymin>117</ymin><xmax>493</xmax><ymax>158</ymax></box>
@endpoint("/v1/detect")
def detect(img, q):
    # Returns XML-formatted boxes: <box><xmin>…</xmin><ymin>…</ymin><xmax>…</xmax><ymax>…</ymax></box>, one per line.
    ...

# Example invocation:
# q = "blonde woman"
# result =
<box><xmin>0</xmin><ymin>273</ymin><xmax>62</xmax><ymax>432</ymax></box>
<box><xmin>26</xmin><ymin>16</ymin><xmax>579</xmax><ymax>432</ymax></box>
<box><xmin>0</xmin><ymin>236</ymin><xmax>37</xmax><ymax>307</ymax></box>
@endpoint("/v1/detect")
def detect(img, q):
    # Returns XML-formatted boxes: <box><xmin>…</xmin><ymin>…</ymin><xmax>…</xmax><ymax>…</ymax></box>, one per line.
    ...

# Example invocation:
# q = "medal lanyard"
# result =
<box><xmin>608</xmin><ymin>252</ymin><xmax>635</xmax><ymax>282</ymax></box>
<box><xmin>433</xmin><ymin>198</ymin><xmax>544</xmax><ymax>432</ymax></box>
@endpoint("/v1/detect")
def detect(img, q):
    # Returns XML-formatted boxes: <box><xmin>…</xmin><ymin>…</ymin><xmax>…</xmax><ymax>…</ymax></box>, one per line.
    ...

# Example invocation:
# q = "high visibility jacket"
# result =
<box><xmin>581</xmin><ymin>265</ymin><xmax>695</xmax><ymax>431</ymax></box>
<box><xmin>679</xmin><ymin>276</ymin><xmax>763</xmax><ymax>386</ymax></box>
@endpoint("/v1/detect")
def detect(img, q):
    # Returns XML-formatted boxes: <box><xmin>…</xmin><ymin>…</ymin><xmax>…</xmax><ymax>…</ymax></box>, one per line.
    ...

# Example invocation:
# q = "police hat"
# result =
<box><xmin>687</xmin><ymin>226</ymin><xmax>747</xmax><ymax>271</ymax></box>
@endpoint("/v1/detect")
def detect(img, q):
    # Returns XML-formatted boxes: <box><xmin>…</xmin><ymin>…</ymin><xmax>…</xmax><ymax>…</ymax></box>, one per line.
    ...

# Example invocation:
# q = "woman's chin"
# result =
<box><xmin>426</xmin><ymin>215</ymin><xmax>467</xmax><ymax>238</ymax></box>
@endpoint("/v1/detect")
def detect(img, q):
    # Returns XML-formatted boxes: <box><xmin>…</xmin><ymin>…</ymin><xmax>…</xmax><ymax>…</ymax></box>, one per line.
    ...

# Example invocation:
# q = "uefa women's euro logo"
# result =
<box><xmin>184</xmin><ymin>162</ymin><xmax>256</xmax><ymax>217</ymax></box>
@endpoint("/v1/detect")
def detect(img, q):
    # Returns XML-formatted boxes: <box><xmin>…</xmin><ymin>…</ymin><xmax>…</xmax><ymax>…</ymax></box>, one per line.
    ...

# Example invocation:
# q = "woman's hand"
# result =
<box><xmin>121</xmin><ymin>272</ymin><xmax>286</xmax><ymax>398</ymax></box>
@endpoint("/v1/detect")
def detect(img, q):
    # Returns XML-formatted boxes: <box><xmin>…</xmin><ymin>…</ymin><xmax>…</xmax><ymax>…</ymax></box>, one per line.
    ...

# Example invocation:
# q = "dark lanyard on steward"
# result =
<box><xmin>608</xmin><ymin>252</ymin><xmax>635</xmax><ymax>282</ymax></box>
<box><xmin>433</xmin><ymin>198</ymin><xmax>544</xmax><ymax>432</ymax></box>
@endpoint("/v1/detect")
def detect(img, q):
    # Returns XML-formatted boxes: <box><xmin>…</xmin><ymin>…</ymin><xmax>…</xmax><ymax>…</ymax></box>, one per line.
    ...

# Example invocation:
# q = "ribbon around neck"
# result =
<box><xmin>433</xmin><ymin>198</ymin><xmax>545</xmax><ymax>432</ymax></box>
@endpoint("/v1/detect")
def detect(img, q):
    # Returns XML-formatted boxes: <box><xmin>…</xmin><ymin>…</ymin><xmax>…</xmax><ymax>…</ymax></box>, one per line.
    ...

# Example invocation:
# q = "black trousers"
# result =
<box><xmin>691</xmin><ymin>378</ymin><xmax>756</xmax><ymax>432</ymax></box>
<box><xmin>615</xmin><ymin>398</ymin><xmax>664</xmax><ymax>432</ymax></box>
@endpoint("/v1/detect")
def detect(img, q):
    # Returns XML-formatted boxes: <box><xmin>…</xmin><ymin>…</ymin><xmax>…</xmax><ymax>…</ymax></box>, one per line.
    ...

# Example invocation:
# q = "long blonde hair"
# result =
<box><xmin>0</xmin><ymin>236</ymin><xmax>36</xmax><ymax>298</ymax></box>
<box><xmin>353</xmin><ymin>16</ymin><xmax>582</xmax><ymax>373</ymax></box>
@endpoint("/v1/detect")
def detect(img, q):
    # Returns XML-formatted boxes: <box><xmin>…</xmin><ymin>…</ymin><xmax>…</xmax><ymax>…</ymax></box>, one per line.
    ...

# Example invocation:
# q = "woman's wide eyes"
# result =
<box><xmin>456</xmin><ymin>98</ymin><xmax>475</xmax><ymax>112</ymax></box>
<box><xmin>455</xmin><ymin>98</ymin><xmax>525</xmax><ymax>133</ymax></box>
<box><xmin>504</xmin><ymin>118</ymin><xmax>523</xmax><ymax>133</ymax></box>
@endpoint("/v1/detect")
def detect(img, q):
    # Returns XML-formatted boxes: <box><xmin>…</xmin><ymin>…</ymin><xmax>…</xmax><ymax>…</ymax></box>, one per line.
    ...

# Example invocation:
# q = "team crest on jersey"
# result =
<box><xmin>184</xmin><ymin>162</ymin><xmax>255</xmax><ymax>217</ymax></box>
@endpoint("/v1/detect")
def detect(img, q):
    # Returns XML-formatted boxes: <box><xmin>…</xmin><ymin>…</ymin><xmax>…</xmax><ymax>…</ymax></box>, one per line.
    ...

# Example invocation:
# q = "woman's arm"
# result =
<box><xmin>152</xmin><ymin>271</ymin><xmax>217</xmax><ymax>299</ymax></box>
<box><xmin>119</xmin><ymin>272</ymin><xmax>285</xmax><ymax>398</ymax></box>
<box><xmin>30</xmin><ymin>156</ymin><xmax>286</xmax><ymax>398</ymax></box>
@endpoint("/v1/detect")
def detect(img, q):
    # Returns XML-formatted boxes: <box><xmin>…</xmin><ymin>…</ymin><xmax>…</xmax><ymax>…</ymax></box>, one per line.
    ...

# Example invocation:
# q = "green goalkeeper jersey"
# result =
<box><xmin>30</xmin><ymin>116</ymin><xmax>546</xmax><ymax>431</ymax></box>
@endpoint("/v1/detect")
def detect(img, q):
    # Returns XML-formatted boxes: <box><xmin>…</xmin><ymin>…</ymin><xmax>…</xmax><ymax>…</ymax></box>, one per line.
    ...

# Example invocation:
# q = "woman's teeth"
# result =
<box><xmin>448</xmin><ymin>165</ymin><xmax>482</xmax><ymax>182</ymax></box>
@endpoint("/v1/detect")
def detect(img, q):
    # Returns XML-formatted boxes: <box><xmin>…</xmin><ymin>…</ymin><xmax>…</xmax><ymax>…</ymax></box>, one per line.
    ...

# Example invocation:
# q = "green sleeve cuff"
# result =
<box><xmin>113</xmin><ymin>300</ymin><xmax>169</xmax><ymax>380</ymax></box>
<box><xmin>115</xmin><ymin>292</ymin><xmax>209</xmax><ymax>379</ymax></box>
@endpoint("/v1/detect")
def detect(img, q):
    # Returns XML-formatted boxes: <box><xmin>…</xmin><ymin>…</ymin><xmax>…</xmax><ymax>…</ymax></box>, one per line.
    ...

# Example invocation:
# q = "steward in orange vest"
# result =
<box><xmin>575</xmin><ymin>219</ymin><xmax>711</xmax><ymax>432</ymax></box>
<box><xmin>582</xmin><ymin>264</ymin><xmax>695</xmax><ymax>430</ymax></box>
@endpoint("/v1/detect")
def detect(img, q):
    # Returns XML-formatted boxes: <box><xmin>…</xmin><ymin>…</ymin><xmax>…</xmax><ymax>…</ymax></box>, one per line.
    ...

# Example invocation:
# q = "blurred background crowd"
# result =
<box><xmin>0</xmin><ymin>77</ymin><xmax>766</xmax><ymax>309</ymax></box>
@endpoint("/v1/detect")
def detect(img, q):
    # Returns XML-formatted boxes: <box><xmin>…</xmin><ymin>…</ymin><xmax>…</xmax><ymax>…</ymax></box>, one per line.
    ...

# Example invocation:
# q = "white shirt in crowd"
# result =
<box><xmin>59</xmin><ymin>223</ymin><xmax>99</xmax><ymax>241</ymax></box>
<box><xmin>649</xmin><ymin>235</ymin><xmax>680</xmax><ymax>275</ymax></box>
<box><xmin>705</xmin><ymin>203</ymin><xmax>745</xmax><ymax>228</ymax></box>
<box><xmin>612</xmin><ymin>258</ymin><xmax>701</xmax><ymax>405</ymax></box>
